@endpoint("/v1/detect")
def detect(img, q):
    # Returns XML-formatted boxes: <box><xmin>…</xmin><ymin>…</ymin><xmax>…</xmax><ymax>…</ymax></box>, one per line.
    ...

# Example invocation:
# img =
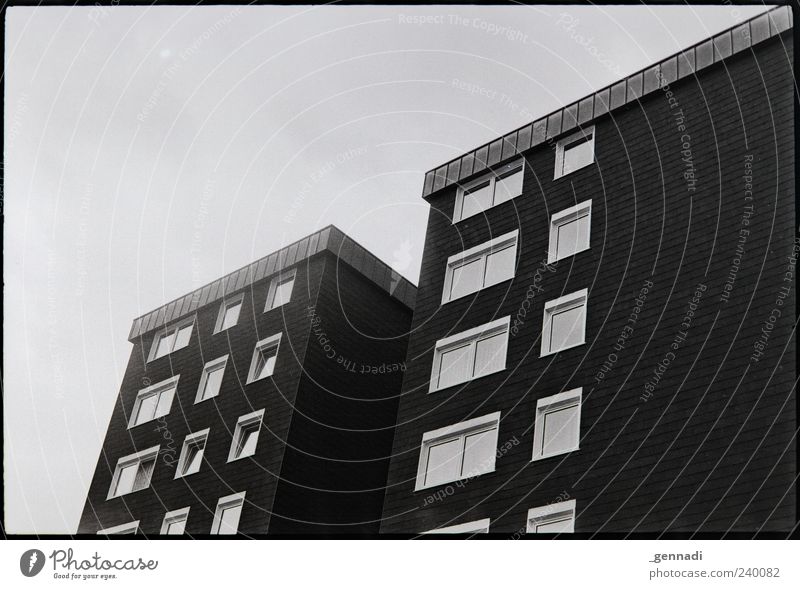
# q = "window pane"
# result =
<box><xmin>494</xmin><ymin>168</ymin><xmax>523</xmax><ymax>204</ymax></box>
<box><xmin>218</xmin><ymin>504</ymin><xmax>242</xmax><ymax>535</ymax></box>
<box><xmin>437</xmin><ymin>344</ymin><xmax>472</xmax><ymax>389</ymax></box>
<box><xmin>255</xmin><ymin>349</ymin><xmax>277</xmax><ymax>380</ymax></box>
<box><xmin>549</xmin><ymin>304</ymin><xmax>586</xmax><ymax>351</ymax></box>
<box><xmin>484</xmin><ymin>245</ymin><xmax>515</xmax><ymax>287</ymax></box>
<box><xmin>562</xmin><ymin>137</ymin><xmax>593</xmax><ymax>175</ymax></box>
<box><xmin>460</xmin><ymin>182</ymin><xmax>492</xmax><ymax>219</ymax></box>
<box><xmin>534</xmin><ymin>516</ymin><xmax>573</xmax><ymax>533</ymax></box>
<box><xmin>154</xmin><ymin>332</ymin><xmax>174</xmax><ymax>359</ymax></box>
<box><xmin>556</xmin><ymin>214</ymin><xmax>590</xmax><ymax>259</ymax></box>
<box><xmin>237</xmin><ymin>427</ymin><xmax>259</xmax><ymax>458</ymax></box>
<box><xmin>183</xmin><ymin>442</ymin><xmax>204</xmax><ymax>474</ymax></box>
<box><xmin>174</xmin><ymin>325</ymin><xmax>193</xmax><ymax>350</ymax></box>
<box><xmin>461</xmin><ymin>429</ymin><xmax>496</xmax><ymax>477</ymax></box>
<box><xmin>433</xmin><ymin>521</ymin><xmax>489</xmax><ymax>534</ymax></box>
<box><xmin>134</xmin><ymin>394</ymin><xmax>158</xmax><ymax>425</ymax></box>
<box><xmin>449</xmin><ymin>258</ymin><xmax>484</xmax><ymax>300</ymax></box>
<box><xmin>221</xmin><ymin>302</ymin><xmax>241</xmax><ymax>330</ymax></box>
<box><xmin>473</xmin><ymin>333</ymin><xmax>506</xmax><ymax>378</ymax></box>
<box><xmin>133</xmin><ymin>458</ymin><xmax>155</xmax><ymax>491</ymax></box>
<box><xmin>201</xmin><ymin>366</ymin><xmax>225</xmax><ymax>400</ymax></box>
<box><xmin>253</xmin><ymin>353</ymin><xmax>265</xmax><ymax>380</ymax></box>
<box><xmin>154</xmin><ymin>387</ymin><xmax>175</xmax><ymax>419</ymax></box>
<box><xmin>110</xmin><ymin>526</ymin><xmax>137</xmax><ymax>535</ymax></box>
<box><xmin>166</xmin><ymin>519</ymin><xmax>186</xmax><ymax>535</ymax></box>
<box><xmin>271</xmin><ymin>278</ymin><xmax>295</xmax><ymax>309</ymax></box>
<box><xmin>114</xmin><ymin>463</ymin><xmax>138</xmax><ymax>496</ymax></box>
<box><xmin>424</xmin><ymin>438</ymin><xmax>462</xmax><ymax>487</ymax></box>
<box><xmin>541</xmin><ymin>405</ymin><xmax>580</xmax><ymax>456</ymax></box>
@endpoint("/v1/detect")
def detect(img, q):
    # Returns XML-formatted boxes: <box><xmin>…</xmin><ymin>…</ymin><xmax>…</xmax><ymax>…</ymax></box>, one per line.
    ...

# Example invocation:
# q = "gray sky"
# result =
<box><xmin>4</xmin><ymin>4</ymin><xmax>769</xmax><ymax>534</ymax></box>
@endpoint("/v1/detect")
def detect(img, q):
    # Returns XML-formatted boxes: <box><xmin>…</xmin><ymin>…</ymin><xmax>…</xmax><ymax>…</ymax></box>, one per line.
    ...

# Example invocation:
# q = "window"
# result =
<box><xmin>175</xmin><ymin>429</ymin><xmax>209</xmax><ymax>478</ymax></box>
<box><xmin>148</xmin><ymin>318</ymin><xmax>194</xmax><ymax>361</ymax></box>
<box><xmin>128</xmin><ymin>376</ymin><xmax>179</xmax><ymax>428</ymax></box>
<box><xmin>548</xmin><ymin>200</ymin><xmax>592</xmax><ymax>263</ymax></box>
<box><xmin>541</xmin><ymin>289</ymin><xmax>588</xmax><ymax>356</ymax></box>
<box><xmin>442</xmin><ymin>230</ymin><xmax>518</xmax><ymax>303</ymax></box>
<box><xmin>160</xmin><ymin>507</ymin><xmax>190</xmax><ymax>535</ymax></box>
<box><xmin>265</xmin><ymin>269</ymin><xmax>296</xmax><ymax>311</ymax></box>
<box><xmin>211</xmin><ymin>492</ymin><xmax>246</xmax><ymax>535</ymax></box>
<box><xmin>195</xmin><ymin>356</ymin><xmax>228</xmax><ymax>403</ymax></box>
<box><xmin>107</xmin><ymin>446</ymin><xmax>159</xmax><ymax>499</ymax></box>
<box><xmin>247</xmin><ymin>333</ymin><xmax>281</xmax><ymax>383</ymax></box>
<box><xmin>214</xmin><ymin>295</ymin><xmax>243</xmax><ymax>333</ymax></box>
<box><xmin>97</xmin><ymin>521</ymin><xmax>139</xmax><ymax>535</ymax></box>
<box><xmin>532</xmin><ymin>389</ymin><xmax>582</xmax><ymax>461</ymax></box>
<box><xmin>414</xmin><ymin>412</ymin><xmax>500</xmax><ymax>491</ymax></box>
<box><xmin>423</xmin><ymin>518</ymin><xmax>491</xmax><ymax>534</ymax></box>
<box><xmin>430</xmin><ymin>317</ymin><xmax>509</xmax><ymax>393</ymax></box>
<box><xmin>526</xmin><ymin>500</ymin><xmax>576</xmax><ymax>533</ymax></box>
<box><xmin>554</xmin><ymin>126</ymin><xmax>595</xmax><ymax>179</ymax></box>
<box><xmin>228</xmin><ymin>410</ymin><xmax>264</xmax><ymax>462</ymax></box>
<box><xmin>454</xmin><ymin>159</ymin><xmax>524</xmax><ymax>222</ymax></box>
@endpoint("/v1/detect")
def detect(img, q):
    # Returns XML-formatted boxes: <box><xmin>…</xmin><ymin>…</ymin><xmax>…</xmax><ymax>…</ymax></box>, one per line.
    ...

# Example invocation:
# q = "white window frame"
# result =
<box><xmin>128</xmin><ymin>376</ymin><xmax>180</xmax><ymax>428</ymax></box>
<box><xmin>453</xmin><ymin>158</ymin><xmax>524</xmax><ymax>223</ymax></box>
<box><xmin>532</xmin><ymin>388</ymin><xmax>582</xmax><ymax>461</ymax></box>
<box><xmin>97</xmin><ymin>521</ymin><xmax>140</xmax><ymax>535</ymax></box>
<box><xmin>414</xmin><ymin>411</ymin><xmax>501</xmax><ymax>491</ymax></box>
<box><xmin>540</xmin><ymin>289</ymin><xmax>588</xmax><ymax>356</ymax></box>
<box><xmin>228</xmin><ymin>409</ymin><xmax>265</xmax><ymax>462</ymax></box>
<box><xmin>106</xmin><ymin>445</ymin><xmax>160</xmax><ymax>500</ymax></box>
<box><xmin>160</xmin><ymin>507</ymin><xmax>190</xmax><ymax>535</ymax></box>
<box><xmin>554</xmin><ymin>125</ymin><xmax>595</xmax><ymax>179</ymax></box>
<box><xmin>174</xmin><ymin>428</ymin><xmax>210</xmax><ymax>479</ymax></box>
<box><xmin>442</xmin><ymin>230</ymin><xmax>519</xmax><ymax>304</ymax></box>
<box><xmin>247</xmin><ymin>333</ymin><xmax>282</xmax><ymax>384</ymax></box>
<box><xmin>210</xmin><ymin>492</ymin><xmax>246</xmax><ymax>535</ymax></box>
<box><xmin>422</xmin><ymin>518</ymin><xmax>491</xmax><ymax>534</ymax></box>
<box><xmin>548</xmin><ymin>200</ymin><xmax>592</xmax><ymax>264</ymax></box>
<box><xmin>429</xmin><ymin>316</ymin><xmax>510</xmax><ymax>393</ymax></box>
<box><xmin>148</xmin><ymin>317</ymin><xmax>195</xmax><ymax>362</ymax></box>
<box><xmin>526</xmin><ymin>499</ymin><xmax>576</xmax><ymax>533</ymax></box>
<box><xmin>214</xmin><ymin>294</ymin><xmax>244</xmax><ymax>334</ymax></box>
<box><xmin>194</xmin><ymin>355</ymin><xmax>228</xmax><ymax>403</ymax></box>
<box><xmin>264</xmin><ymin>268</ymin><xmax>297</xmax><ymax>312</ymax></box>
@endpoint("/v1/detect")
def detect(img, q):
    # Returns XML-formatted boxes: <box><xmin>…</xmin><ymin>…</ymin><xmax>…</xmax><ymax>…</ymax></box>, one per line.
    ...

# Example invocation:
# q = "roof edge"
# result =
<box><xmin>128</xmin><ymin>225</ymin><xmax>417</xmax><ymax>341</ymax></box>
<box><xmin>421</xmin><ymin>5</ymin><xmax>792</xmax><ymax>198</ymax></box>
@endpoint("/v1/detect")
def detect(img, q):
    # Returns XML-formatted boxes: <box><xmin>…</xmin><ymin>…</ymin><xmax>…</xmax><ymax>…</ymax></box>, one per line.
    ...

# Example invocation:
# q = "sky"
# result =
<box><xmin>4</xmin><ymin>4</ymin><xmax>771</xmax><ymax>534</ymax></box>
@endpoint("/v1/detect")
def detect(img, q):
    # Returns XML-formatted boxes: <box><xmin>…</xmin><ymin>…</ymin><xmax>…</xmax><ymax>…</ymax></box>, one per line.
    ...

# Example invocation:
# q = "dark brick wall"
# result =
<box><xmin>269</xmin><ymin>253</ymin><xmax>412</xmax><ymax>533</ymax></box>
<box><xmin>381</xmin><ymin>33</ymin><xmax>795</xmax><ymax>534</ymax></box>
<box><xmin>78</xmin><ymin>256</ymin><xmax>327</xmax><ymax>534</ymax></box>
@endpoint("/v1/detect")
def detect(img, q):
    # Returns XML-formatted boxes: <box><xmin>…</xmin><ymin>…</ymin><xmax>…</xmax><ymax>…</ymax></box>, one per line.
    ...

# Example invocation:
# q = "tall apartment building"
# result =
<box><xmin>381</xmin><ymin>7</ymin><xmax>795</xmax><ymax>534</ymax></box>
<box><xmin>78</xmin><ymin>226</ymin><xmax>415</xmax><ymax>535</ymax></box>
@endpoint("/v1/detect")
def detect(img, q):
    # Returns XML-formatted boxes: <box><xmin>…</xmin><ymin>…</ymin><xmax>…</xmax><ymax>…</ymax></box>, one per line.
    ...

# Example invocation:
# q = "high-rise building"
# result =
<box><xmin>78</xmin><ymin>7</ymin><xmax>794</xmax><ymax>537</ymax></box>
<box><xmin>78</xmin><ymin>226</ymin><xmax>416</xmax><ymax>535</ymax></box>
<box><xmin>380</xmin><ymin>6</ymin><xmax>795</xmax><ymax>534</ymax></box>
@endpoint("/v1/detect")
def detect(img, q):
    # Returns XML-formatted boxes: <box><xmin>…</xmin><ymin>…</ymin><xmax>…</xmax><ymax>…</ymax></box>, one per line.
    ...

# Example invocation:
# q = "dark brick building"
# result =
<box><xmin>380</xmin><ymin>7</ymin><xmax>795</xmax><ymax>534</ymax></box>
<box><xmin>78</xmin><ymin>226</ymin><xmax>415</xmax><ymax>535</ymax></box>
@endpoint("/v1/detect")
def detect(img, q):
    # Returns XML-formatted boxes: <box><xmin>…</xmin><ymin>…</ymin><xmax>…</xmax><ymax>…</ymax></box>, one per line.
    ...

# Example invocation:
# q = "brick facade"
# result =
<box><xmin>380</xmin><ymin>28</ymin><xmax>795</xmax><ymax>534</ymax></box>
<box><xmin>78</xmin><ymin>231</ymin><xmax>414</xmax><ymax>535</ymax></box>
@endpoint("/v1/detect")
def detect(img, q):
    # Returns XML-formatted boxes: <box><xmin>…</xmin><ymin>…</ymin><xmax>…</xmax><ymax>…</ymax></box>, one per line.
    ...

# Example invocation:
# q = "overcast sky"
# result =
<box><xmin>4</xmin><ymin>4</ymin><xmax>769</xmax><ymax>534</ymax></box>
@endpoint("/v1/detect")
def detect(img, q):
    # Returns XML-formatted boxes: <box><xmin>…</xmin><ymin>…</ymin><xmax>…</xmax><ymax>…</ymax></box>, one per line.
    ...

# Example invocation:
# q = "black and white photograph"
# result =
<box><xmin>2</xmin><ymin>0</ymin><xmax>797</xmax><ymax>585</ymax></box>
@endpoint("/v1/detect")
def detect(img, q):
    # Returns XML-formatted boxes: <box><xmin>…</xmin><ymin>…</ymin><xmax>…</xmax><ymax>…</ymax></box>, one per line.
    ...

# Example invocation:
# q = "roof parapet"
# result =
<box><xmin>421</xmin><ymin>5</ymin><xmax>792</xmax><ymax>198</ymax></box>
<box><xmin>128</xmin><ymin>225</ymin><xmax>416</xmax><ymax>341</ymax></box>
